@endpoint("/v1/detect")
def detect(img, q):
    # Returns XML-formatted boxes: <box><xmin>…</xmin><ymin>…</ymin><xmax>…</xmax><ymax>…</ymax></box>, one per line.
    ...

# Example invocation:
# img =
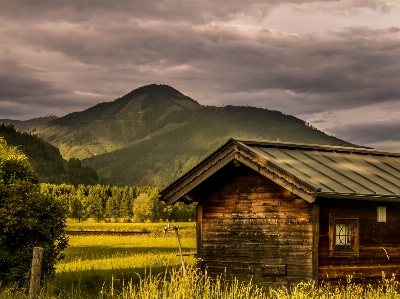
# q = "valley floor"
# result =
<box><xmin>2</xmin><ymin>221</ymin><xmax>400</xmax><ymax>298</ymax></box>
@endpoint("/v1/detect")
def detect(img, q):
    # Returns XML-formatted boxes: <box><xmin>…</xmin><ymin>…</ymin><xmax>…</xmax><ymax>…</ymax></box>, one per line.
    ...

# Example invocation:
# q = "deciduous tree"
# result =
<box><xmin>0</xmin><ymin>137</ymin><xmax>68</xmax><ymax>283</ymax></box>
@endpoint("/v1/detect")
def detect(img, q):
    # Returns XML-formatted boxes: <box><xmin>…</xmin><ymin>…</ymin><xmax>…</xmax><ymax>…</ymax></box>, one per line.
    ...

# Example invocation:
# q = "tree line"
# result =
<box><xmin>0</xmin><ymin>123</ymin><xmax>100</xmax><ymax>185</ymax></box>
<box><xmin>40</xmin><ymin>183</ymin><xmax>196</xmax><ymax>223</ymax></box>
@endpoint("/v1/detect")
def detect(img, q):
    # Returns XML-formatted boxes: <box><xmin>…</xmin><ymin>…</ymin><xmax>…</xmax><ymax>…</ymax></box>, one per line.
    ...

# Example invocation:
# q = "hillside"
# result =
<box><xmin>0</xmin><ymin>114</ymin><xmax>58</xmax><ymax>131</ymax></box>
<box><xmin>0</xmin><ymin>123</ymin><xmax>100</xmax><ymax>185</ymax></box>
<box><xmin>31</xmin><ymin>84</ymin><xmax>355</xmax><ymax>187</ymax></box>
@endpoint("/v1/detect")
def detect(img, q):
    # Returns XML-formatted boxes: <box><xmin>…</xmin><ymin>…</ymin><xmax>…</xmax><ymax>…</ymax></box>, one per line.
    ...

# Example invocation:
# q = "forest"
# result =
<box><xmin>0</xmin><ymin>123</ymin><xmax>100</xmax><ymax>185</ymax></box>
<box><xmin>41</xmin><ymin>183</ymin><xmax>196</xmax><ymax>223</ymax></box>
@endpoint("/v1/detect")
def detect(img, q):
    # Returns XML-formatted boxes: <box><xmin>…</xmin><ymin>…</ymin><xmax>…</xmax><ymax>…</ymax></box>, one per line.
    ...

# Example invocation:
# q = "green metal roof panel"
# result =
<box><xmin>368</xmin><ymin>156</ymin><xmax>400</xmax><ymax>177</ymax></box>
<box><xmin>321</xmin><ymin>151</ymin><xmax>392</xmax><ymax>195</ymax></box>
<box><xmin>341</xmin><ymin>154</ymin><xmax>400</xmax><ymax>194</ymax></box>
<box><xmin>240</xmin><ymin>140</ymin><xmax>400</xmax><ymax>198</ymax></box>
<box><xmin>386</xmin><ymin>156</ymin><xmax>400</xmax><ymax>171</ymax></box>
<box><xmin>279</xmin><ymin>149</ymin><xmax>350</xmax><ymax>193</ymax></box>
<box><xmin>252</xmin><ymin>147</ymin><xmax>321</xmax><ymax>189</ymax></box>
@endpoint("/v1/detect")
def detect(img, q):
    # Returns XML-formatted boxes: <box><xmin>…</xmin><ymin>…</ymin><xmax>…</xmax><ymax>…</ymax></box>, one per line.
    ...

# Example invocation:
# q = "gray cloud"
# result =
<box><xmin>0</xmin><ymin>0</ymin><xmax>399</xmax><ymax>126</ymax></box>
<box><xmin>0</xmin><ymin>60</ymin><xmax>65</xmax><ymax>100</ymax></box>
<box><xmin>0</xmin><ymin>59</ymin><xmax>109</xmax><ymax>119</ymax></box>
<box><xmin>0</xmin><ymin>0</ymin><xmax>357</xmax><ymax>25</ymax></box>
<box><xmin>327</xmin><ymin>120</ymin><xmax>400</xmax><ymax>145</ymax></box>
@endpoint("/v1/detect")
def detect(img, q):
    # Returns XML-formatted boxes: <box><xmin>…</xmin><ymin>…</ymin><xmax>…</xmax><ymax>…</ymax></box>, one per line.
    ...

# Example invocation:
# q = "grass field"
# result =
<box><xmin>48</xmin><ymin>221</ymin><xmax>197</xmax><ymax>296</ymax></box>
<box><xmin>66</xmin><ymin>219</ymin><xmax>196</xmax><ymax>235</ymax></box>
<box><xmin>2</xmin><ymin>220</ymin><xmax>400</xmax><ymax>298</ymax></box>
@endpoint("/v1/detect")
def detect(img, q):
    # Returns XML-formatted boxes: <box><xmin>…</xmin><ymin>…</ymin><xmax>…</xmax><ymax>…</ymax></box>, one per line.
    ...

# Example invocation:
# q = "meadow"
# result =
<box><xmin>65</xmin><ymin>219</ymin><xmax>196</xmax><ymax>235</ymax></box>
<box><xmin>2</xmin><ymin>220</ymin><xmax>400</xmax><ymax>298</ymax></box>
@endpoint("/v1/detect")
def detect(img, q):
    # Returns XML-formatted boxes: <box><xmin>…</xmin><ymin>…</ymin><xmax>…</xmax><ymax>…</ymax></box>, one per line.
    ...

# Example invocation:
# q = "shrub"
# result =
<box><xmin>0</xmin><ymin>137</ymin><xmax>68</xmax><ymax>283</ymax></box>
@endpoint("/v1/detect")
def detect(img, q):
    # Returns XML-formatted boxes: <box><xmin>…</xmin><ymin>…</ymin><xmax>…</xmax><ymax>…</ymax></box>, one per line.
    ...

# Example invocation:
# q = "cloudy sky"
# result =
<box><xmin>1</xmin><ymin>0</ymin><xmax>400</xmax><ymax>150</ymax></box>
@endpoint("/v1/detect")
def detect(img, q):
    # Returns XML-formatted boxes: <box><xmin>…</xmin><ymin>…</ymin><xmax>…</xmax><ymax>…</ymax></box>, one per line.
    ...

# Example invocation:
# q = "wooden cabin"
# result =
<box><xmin>160</xmin><ymin>138</ymin><xmax>400</xmax><ymax>286</ymax></box>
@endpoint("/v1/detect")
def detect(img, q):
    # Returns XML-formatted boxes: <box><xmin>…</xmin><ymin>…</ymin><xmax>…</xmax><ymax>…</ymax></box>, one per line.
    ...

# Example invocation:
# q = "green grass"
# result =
<box><xmin>3</xmin><ymin>221</ymin><xmax>400</xmax><ymax>298</ymax></box>
<box><xmin>3</xmin><ymin>270</ymin><xmax>400</xmax><ymax>299</ymax></box>
<box><xmin>47</xmin><ymin>233</ymin><xmax>197</xmax><ymax>296</ymax></box>
<box><xmin>66</xmin><ymin>219</ymin><xmax>196</xmax><ymax>235</ymax></box>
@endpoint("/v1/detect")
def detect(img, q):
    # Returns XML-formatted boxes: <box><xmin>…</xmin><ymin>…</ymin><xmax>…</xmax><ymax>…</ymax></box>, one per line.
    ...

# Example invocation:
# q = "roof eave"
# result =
<box><xmin>161</xmin><ymin>139</ymin><xmax>318</xmax><ymax>205</ymax></box>
<box><xmin>316</xmin><ymin>192</ymin><xmax>400</xmax><ymax>202</ymax></box>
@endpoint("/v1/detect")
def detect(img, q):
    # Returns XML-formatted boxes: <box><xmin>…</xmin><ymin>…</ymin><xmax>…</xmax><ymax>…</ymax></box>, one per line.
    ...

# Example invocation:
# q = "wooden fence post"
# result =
<box><xmin>174</xmin><ymin>227</ymin><xmax>186</xmax><ymax>277</ymax></box>
<box><xmin>28</xmin><ymin>247</ymin><xmax>44</xmax><ymax>299</ymax></box>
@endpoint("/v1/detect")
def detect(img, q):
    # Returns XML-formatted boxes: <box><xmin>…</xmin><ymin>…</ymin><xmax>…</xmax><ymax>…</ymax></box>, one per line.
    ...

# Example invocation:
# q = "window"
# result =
<box><xmin>377</xmin><ymin>206</ymin><xmax>386</xmax><ymax>222</ymax></box>
<box><xmin>329</xmin><ymin>215</ymin><xmax>359</xmax><ymax>256</ymax></box>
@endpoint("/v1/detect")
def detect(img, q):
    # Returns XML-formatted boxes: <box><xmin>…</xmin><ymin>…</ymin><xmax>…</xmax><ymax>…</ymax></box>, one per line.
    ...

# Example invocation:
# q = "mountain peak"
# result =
<box><xmin>42</xmin><ymin>114</ymin><xmax>57</xmax><ymax>118</ymax></box>
<box><xmin>118</xmin><ymin>84</ymin><xmax>200</xmax><ymax>107</ymax></box>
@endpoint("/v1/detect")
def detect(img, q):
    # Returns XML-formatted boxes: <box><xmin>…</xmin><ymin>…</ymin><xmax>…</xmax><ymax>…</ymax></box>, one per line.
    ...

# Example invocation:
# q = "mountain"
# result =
<box><xmin>0</xmin><ymin>114</ymin><xmax>58</xmax><ymax>131</ymax></box>
<box><xmin>31</xmin><ymin>84</ymin><xmax>200</xmax><ymax>160</ymax></box>
<box><xmin>31</xmin><ymin>84</ymin><xmax>356</xmax><ymax>187</ymax></box>
<box><xmin>0</xmin><ymin>123</ymin><xmax>100</xmax><ymax>185</ymax></box>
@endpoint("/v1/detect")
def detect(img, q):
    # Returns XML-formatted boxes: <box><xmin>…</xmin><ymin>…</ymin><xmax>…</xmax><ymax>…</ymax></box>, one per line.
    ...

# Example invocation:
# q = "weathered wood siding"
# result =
<box><xmin>318</xmin><ymin>200</ymin><xmax>400</xmax><ymax>283</ymax></box>
<box><xmin>197</xmin><ymin>166</ymin><xmax>314</xmax><ymax>286</ymax></box>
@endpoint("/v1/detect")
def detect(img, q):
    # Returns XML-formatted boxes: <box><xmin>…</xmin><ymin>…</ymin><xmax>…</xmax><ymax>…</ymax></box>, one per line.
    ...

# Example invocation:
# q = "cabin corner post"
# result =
<box><xmin>312</xmin><ymin>203</ymin><xmax>320</xmax><ymax>285</ymax></box>
<box><xmin>196</xmin><ymin>204</ymin><xmax>203</xmax><ymax>260</ymax></box>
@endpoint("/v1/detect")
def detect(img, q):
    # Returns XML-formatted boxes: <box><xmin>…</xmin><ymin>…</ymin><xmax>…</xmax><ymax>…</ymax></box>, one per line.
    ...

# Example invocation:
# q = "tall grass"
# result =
<box><xmin>3</xmin><ymin>268</ymin><xmax>400</xmax><ymax>299</ymax></box>
<box><xmin>48</xmin><ymin>234</ymin><xmax>196</xmax><ymax>296</ymax></box>
<box><xmin>2</xmin><ymin>223</ymin><xmax>400</xmax><ymax>298</ymax></box>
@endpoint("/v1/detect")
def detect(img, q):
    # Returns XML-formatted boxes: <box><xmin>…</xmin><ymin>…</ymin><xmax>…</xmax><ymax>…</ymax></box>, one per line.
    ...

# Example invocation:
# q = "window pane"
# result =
<box><xmin>377</xmin><ymin>206</ymin><xmax>386</xmax><ymax>222</ymax></box>
<box><xmin>335</xmin><ymin>223</ymin><xmax>350</xmax><ymax>245</ymax></box>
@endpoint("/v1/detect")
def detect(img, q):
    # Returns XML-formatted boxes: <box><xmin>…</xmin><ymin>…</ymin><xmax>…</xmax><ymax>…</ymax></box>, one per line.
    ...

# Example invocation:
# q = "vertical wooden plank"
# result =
<box><xmin>196</xmin><ymin>204</ymin><xmax>203</xmax><ymax>258</ymax></box>
<box><xmin>312</xmin><ymin>204</ymin><xmax>320</xmax><ymax>285</ymax></box>
<box><xmin>28</xmin><ymin>247</ymin><xmax>44</xmax><ymax>299</ymax></box>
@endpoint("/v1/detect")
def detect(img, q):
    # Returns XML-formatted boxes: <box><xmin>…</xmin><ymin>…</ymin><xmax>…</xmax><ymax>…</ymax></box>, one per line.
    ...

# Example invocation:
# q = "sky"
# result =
<box><xmin>1</xmin><ymin>0</ymin><xmax>400</xmax><ymax>150</ymax></box>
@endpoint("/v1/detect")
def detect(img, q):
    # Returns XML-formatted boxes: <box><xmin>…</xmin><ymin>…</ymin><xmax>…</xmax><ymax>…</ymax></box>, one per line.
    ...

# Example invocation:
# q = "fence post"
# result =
<box><xmin>174</xmin><ymin>227</ymin><xmax>186</xmax><ymax>276</ymax></box>
<box><xmin>28</xmin><ymin>247</ymin><xmax>44</xmax><ymax>299</ymax></box>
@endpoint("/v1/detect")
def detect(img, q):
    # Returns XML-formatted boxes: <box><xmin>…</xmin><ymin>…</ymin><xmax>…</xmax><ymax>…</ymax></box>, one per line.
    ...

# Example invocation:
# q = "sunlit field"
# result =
<box><xmin>49</xmin><ymin>223</ymin><xmax>197</xmax><ymax>296</ymax></box>
<box><xmin>66</xmin><ymin>219</ymin><xmax>196</xmax><ymax>235</ymax></box>
<box><xmin>2</xmin><ymin>220</ymin><xmax>400</xmax><ymax>298</ymax></box>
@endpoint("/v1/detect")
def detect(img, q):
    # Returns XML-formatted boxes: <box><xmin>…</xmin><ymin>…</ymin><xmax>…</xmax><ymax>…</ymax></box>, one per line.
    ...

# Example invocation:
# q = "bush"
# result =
<box><xmin>0</xmin><ymin>137</ymin><xmax>68</xmax><ymax>283</ymax></box>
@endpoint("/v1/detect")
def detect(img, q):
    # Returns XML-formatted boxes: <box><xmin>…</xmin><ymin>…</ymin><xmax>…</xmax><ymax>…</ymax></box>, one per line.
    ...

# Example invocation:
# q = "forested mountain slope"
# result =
<box><xmin>0</xmin><ymin>114</ymin><xmax>58</xmax><ymax>131</ymax></box>
<box><xmin>31</xmin><ymin>84</ymin><xmax>200</xmax><ymax>159</ymax></box>
<box><xmin>31</xmin><ymin>84</ymin><xmax>355</xmax><ymax>187</ymax></box>
<box><xmin>0</xmin><ymin>123</ymin><xmax>100</xmax><ymax>185</ymax></box>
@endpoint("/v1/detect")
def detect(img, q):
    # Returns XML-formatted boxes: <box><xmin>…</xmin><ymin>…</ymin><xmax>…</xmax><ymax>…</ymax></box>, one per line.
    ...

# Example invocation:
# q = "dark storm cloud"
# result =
<box><xmin>0</xmin><ymin>0</ymin><xmax>341</xmax><ymax>24</ymax></box>
<box><xmin>0</xmin><ymin>60</ymin><xmax>108</xmax><ymax>119</ymax></box>
<box><xmin>0</xmin><ymin>60</ymin><xmax>65</xmax><ymax>101</ymax></box>
<box><xmin>0</xmin><ymin>0</ymin><xmax>399</xmax><ymax>121</ymax></box>
<box><xmin>328</xmin><ymin>120</ymin><xmax>400</xmax><ymax>144</ymax></box>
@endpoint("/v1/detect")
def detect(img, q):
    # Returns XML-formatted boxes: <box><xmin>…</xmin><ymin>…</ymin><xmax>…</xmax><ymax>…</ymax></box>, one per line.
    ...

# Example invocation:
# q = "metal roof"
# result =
<box><xmin>237</xmin><ymin>139</ymin><xmax>400</xmax><ymax>200</ymax></box>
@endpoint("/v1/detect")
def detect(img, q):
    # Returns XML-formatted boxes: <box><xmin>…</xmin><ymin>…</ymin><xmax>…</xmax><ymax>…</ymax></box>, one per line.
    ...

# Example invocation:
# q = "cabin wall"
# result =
<box><xmin>318</xmin><ymin>200</ymin><xmax>400</xmax><ymax>283</ymax></box>
<box><xmin>197</xmin><ymin>167</ymin><xmax>314</xmax><ymax>286</ymax></box>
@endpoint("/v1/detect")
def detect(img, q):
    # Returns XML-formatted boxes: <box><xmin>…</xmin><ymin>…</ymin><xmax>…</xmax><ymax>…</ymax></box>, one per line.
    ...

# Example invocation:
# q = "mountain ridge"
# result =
<box><xmin>0</xmin><ymin>123</ymin><xmax>100</xmax><ymax>185</ymax></box>
<box><xmin>0</xmin><ymin>114</ymin><xmax>58</xmax><ymax>131</ymax></box>
<box><xmin>29</xmin><ymin>84</ymin><xmax>356</xmax><ymax>187</ymax></box>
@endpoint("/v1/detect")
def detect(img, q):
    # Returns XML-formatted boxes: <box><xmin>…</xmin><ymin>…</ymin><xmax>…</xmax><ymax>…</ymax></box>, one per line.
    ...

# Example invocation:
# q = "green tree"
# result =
<box><xmin>69</xmin><ymin>195</ymin><xmax>86</xmax><ymax>223</ymax></box>
<box><xmin>132</xmin><ymin>193</ymin><xmax>154</xmax><ymax>222</ymax></box>
<box><xmin>87</xmin><ymin>193</ymin><xmax>104</xmax><ymax>222</ymax></box>
<box><xmin>0</xmin><ymin>137</ymin><xmax>68</xmax><ymax>283</ymax></box>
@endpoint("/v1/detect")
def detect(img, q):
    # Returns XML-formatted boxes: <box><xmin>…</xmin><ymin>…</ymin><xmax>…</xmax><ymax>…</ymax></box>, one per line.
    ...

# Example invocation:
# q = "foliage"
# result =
<box><xmin>69</xmin><ymin>195</ymin><xmax>86</xmax><ymax>223</ymax></box>
<box><xmin>0</xmin><ymin>137</ymin><xmax>38</xmax><ymax>185</ymax></box>
<box><xmin>0</xmin><ymin>137</ymin><xmax>68</xmax><ymax>283</ymax></box>
<box><xmin>0</xmin><ymin>123</ymin><xmax>100</xmax><ymax>185</ymax></box>
<box><xmin>41</xmin><ymin>183</ymin><xmax>196</xmax><ymax>223</ymax></box>
<box><xmin>29</xmin><ymin>84</ymin><xmax>357</xmax><ymax>187</ymax></box>
<box><xmin>132</xmin><ymin>193</ymin><xmax>154</xmax><ymax>222</ymax></box>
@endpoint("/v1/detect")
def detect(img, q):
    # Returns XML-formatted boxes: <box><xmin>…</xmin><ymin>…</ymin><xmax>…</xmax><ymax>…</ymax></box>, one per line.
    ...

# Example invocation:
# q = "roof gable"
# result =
<box><xmin>160</xmin><ymin>138</ymin><xmax>400</xmax><ymax>205</ymax></box>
